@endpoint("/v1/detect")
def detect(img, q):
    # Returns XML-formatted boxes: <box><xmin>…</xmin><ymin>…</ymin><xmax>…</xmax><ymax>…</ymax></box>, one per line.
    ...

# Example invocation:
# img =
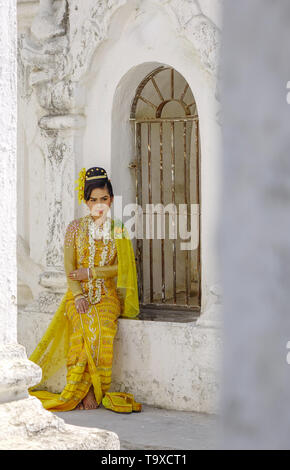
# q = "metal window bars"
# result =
<box><xmin>130</xmin><ymin>67</ymin><xmax>201</xmax><ymax>314</ymax></box>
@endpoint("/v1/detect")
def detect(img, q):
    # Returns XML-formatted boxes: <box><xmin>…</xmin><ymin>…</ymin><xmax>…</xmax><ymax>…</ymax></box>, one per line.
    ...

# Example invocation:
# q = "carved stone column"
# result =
<box><xmin>19</xmin><ymin>1</ymin><xmax>85</xmax><ymax>317</ymax></box>
<box><xmin>0</xmin><ymin>0</ymin><xmax>41</xmax><ymax>403</ymax></box>
<box><xmin>37</xmin><ymin>115</ymin><xmax>86</xmax><ymax>301</ymax></box>
<box><xmin>0</xmin><ymin>0</ymin><xmax>119</xmax><ymax>449</ymax></box>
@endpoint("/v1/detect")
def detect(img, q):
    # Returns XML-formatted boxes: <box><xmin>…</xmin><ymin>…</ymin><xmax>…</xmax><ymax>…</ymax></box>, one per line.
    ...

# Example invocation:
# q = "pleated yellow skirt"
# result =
<box><xmin>29</xmin><ymin>289</ymin><xmax>121</xmax><ymax>411</ymax></box>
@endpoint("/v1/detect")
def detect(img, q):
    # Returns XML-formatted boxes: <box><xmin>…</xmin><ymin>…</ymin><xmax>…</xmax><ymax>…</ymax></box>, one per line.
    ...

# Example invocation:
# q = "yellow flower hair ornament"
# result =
<box><xmin>75</xmin><ymin>167</ymin><xmax>86</xmax><ymax>205</ymax></box>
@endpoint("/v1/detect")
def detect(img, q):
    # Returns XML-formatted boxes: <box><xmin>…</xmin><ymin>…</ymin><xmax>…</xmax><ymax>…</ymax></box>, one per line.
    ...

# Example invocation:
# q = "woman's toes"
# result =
<box><xmin>83</xmin><ymin>399</ymin><xmax>91</xmax><ymax>410</ymax></box>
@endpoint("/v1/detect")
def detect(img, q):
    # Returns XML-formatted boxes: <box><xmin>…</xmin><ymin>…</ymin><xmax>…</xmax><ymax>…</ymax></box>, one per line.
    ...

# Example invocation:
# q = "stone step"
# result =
<box><xmin>55</xmin><ymin>404</ymin><xmax>220</xmax><ymax>450</ymax></box>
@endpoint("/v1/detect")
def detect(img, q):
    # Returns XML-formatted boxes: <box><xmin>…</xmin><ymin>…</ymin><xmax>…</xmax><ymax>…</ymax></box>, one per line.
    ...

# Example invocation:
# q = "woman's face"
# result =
<box><xmin>85</xmin><ymin>186</ymin><xmax>113</xmax><ymax>219</ymax></box>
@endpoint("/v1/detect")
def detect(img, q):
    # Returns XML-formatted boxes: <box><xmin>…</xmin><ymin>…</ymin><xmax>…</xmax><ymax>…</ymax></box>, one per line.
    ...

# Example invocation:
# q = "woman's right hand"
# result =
<box><xmin>75</xmin><ymin>296</ymin><xmax>89</xmax><ymax>314</ymax></box>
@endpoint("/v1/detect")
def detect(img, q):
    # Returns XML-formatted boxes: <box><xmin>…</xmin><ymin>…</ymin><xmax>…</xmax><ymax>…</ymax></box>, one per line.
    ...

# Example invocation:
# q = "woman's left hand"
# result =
<box><xmin>68</xmin><ymin>268</ymin><xmax>90</xmax><ymax>281</ymax></box>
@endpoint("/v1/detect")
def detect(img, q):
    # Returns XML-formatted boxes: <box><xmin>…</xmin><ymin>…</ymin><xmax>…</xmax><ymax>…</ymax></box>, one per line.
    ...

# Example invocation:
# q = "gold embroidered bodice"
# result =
<box><xmin>64</xmin><ymin>215</ymin><xmax>117</xmax><ymax>300</ymax></box>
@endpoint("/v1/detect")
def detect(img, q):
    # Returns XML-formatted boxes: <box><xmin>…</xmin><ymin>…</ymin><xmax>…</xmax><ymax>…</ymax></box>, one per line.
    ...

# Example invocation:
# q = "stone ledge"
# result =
<box><xmin>0</xmin><ymin>396</ymin><xmax>120</xmax><ymax>450</ymax></box>
<box><xmin>18</xmin><ymin>306</ymin><xmax>222</xmax><ymax>413</ymax></box>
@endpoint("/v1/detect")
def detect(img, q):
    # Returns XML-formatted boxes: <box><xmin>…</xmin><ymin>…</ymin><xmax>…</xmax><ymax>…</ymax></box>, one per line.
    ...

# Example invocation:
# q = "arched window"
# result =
<box><xmin>130</xmin><ymin>66</ymin><xmax>201</xmax><ymax>317</ymax></box>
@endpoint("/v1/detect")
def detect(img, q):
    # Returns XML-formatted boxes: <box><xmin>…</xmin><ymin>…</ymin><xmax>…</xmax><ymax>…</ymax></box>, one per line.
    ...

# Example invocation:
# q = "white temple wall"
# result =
<box><xmin>17</xmin><ymin>0</ymin><xmax>222</xmax><ymax>413</ymax></box>
<box><xmin>83</xmin><ymin>1</ymin><xmax>222</xmax><ymax>311</ymax></box>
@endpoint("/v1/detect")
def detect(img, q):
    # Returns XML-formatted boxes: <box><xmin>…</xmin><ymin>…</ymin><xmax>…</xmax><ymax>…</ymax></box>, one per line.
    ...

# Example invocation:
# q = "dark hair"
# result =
<box><xmin>84</xmin><ymin>179</ymin><xmax>114</xmax><ymax>201</ymax></box>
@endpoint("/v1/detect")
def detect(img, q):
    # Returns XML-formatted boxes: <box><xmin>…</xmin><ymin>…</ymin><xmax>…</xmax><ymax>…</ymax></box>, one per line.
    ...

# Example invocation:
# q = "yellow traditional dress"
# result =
<box><xmin>28</xmin><ymin>215</ymin><xmax>139</xmax><ymax>412</ymax></box>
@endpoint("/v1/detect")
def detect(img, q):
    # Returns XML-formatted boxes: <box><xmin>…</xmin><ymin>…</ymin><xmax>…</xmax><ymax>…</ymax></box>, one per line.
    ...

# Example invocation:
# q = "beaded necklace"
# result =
<box><xmin>87</xmin><ymin>215</ymin><xmax>112</xmax><ymax>304</ymax></box>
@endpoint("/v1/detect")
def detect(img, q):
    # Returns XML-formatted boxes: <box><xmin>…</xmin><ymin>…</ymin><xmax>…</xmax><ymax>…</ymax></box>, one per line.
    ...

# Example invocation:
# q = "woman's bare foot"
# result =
<box><xmin>75</xmin><ymin>401</ymin><xmax>84</xmax><ymax>410</ymax></box>
<box><xmin>82</xmin><ymin>386</ymin><xmax>99</xmax><ymax>410</ymax></box>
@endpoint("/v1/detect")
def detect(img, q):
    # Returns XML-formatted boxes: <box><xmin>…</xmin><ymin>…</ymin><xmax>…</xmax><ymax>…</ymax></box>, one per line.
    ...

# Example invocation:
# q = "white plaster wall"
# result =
<box><xmin>112</xmin><ymin>318</ymin><xmax>221</xmax><ymax>413</ymax></box>
<box><xmin>82</xmin><ymin>0</ymin><xmax>222</xmax><ymax>312</ymax></box>
<box><xmin>0</xmin><ymin>0</ymin><xmax>17</xmax><ymax>344</ymax></box>
<box><xmin>17</xmin><ymin>0</ymin><xmax>222</xmax><ymax>311</ymax></box>
<box><xmin>18</xmin><ymin>310</ymin><xmax>222</xmax><ymax>413</ymax></box>
<box><xmin>17</xmin><ymin>0</ymin><xmax>49</xmax><ymax>306</ymax></box>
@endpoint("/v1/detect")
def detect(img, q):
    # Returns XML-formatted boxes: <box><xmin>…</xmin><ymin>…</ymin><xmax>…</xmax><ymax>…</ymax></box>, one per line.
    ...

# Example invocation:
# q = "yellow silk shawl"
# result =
<box><xmin>28</xmin><ymin>218</ymin><xmax>139</xmax><ymax>391</ymax></box>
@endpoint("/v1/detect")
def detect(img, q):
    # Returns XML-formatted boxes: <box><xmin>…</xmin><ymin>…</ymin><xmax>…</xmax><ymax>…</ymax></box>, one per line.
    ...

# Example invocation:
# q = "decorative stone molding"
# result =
<box><xmin>39</xmin><ymin>113</ymin><xmax>86</xmax><ymax>130</ymax></box>
<box><xmin>68</xmin><ymin>0</ymin><xmax>220</xmax><ymax>82</ymax></box>
<box><xmin>30</xmin><ymin>0</ymin><xmax>67</xmax><ymax>42</ymax></box>
<box><xmin>19</xmin><ymin>0</ymin><xmax>220</xmax><ymax>112</ymax></box>
<box><xmin>0</xmin><ymin>344</ymin><xmax>42</xmax><ymax>403</ymax></box>
<box><xmin>22</xmin><ymin>291</ymin><xmax>65</xmax><ymax>314</ymax></box>
<box><xmin>40</xmin><ymin>130</ymin><xmax>74</xmax><ymax>270</ymax></box>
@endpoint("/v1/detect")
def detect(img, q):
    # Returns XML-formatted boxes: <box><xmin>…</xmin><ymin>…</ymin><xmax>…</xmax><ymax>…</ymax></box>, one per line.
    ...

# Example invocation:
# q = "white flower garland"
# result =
<box><xmin>87</xmin><ymin>216</ymin><xmax>111</xmax><ymax>304</ymax></box>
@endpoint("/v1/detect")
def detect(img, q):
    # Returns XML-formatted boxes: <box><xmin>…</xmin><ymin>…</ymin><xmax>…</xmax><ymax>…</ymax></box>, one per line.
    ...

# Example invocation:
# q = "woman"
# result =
<box><xmin>28</xmin><ymin>167</ymin><xmax>140</xmax><ymax>412</ymax></box>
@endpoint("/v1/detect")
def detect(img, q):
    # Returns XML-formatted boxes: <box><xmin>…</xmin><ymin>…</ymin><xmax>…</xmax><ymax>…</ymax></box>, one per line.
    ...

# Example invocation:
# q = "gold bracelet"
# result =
<box><xmin>74</xmin><ymin>293</ymin><xmax>85</xmax><ymax>301</ymax></box>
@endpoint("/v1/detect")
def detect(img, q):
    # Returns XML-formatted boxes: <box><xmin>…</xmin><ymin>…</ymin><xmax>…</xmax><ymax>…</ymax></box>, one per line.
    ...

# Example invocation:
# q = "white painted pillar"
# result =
<box><xmin>220</xmin><ymin>0</ymin><xmax>290</xmax><ymax>449</ymax></box>
<box><xmin>0</xmin><ymin>0</ymin><xmax>17</xmax><ymax>345</ymax></box>
<box><xmin>0</xmin><ymin>0</ymin><xmax>119</xmax><ymax>449</ymax></box>
<box><xmin>0</xmin><ymin>0</ymin><xmax>41</xmax><ymax>403</ymax></box>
